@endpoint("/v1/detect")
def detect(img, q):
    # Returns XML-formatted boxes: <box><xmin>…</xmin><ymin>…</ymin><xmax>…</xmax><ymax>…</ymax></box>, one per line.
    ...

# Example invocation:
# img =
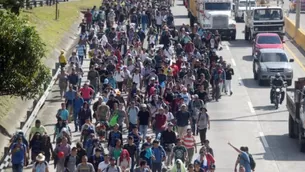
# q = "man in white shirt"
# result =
<box><xmin>114</xmin><ymin>67</ymin><xmax>125</xmax><ymax>91</ymax></box>
<box><xmin>98</xmin><ymin>154</ymin><xmax>110</xmax><ymax>172</ymax></box>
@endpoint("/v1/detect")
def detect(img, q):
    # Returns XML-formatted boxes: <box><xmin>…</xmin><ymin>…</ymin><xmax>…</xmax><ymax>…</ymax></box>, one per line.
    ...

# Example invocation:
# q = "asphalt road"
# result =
<box><xmin>18</xmin><ymin>0</ymin><xmax>305</xmax><ymax>172</ymax></box>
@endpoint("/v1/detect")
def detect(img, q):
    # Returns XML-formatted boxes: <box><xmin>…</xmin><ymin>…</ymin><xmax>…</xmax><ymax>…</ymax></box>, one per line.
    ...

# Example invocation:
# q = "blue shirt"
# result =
<box><xmin>151</xmin><ymin>146</ymin><xmax>166</xmax><ymax>163</ymax></box>
<box><xmin>128</xmin><ymin>132</ymin><xmax>141</xmax><ymax>148</ymax></box>
<box><xmin>73</xmin><ymin>97</ymin><xmax>84</xmax><ymax>112</ymax></box>
<box><xmin>11</xmin><ymin>143</ymin><xmax>26</xmax><ymax>164</ymax></box>
<box><xmin>77</xmin><ymin>44</ymin><xmax>85</xmax><ymax>57</ymax></box>
<box><xmin>108</xmin><ymin>77</ymin><xmax>116</xmax><ymax>89</ymax></box>
<box><xmin>240</xmin><ymin>152</ymin><xmax>251</xmax><ymax>172</ymax></box>
<box><xmin>65</xmin><ymin>90</ymin><xmax>76</xmax><ymax>101</ymax></box>
<box><xmin>68</xmin><ymin>74</ymin><xmax>79</xmax><ymax>85</ymax></box>
<box><xmin>59</xmin><ymin>109</ymin><xmax>69</xmax><ymax>121</ymax></box>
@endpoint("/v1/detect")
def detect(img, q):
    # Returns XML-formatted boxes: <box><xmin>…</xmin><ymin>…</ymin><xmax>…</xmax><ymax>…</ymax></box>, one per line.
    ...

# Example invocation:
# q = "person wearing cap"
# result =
<box><xmin>153</xmin><ymin>107</ymin><xmax>167</xmax><ymax>138</ymax></box>
<box><xmin>197</xmin><ymin>107</ymin><xmax>210</xmax><ymax>145</ymax></box>
<box><xmin>151</xmin><ymin>140</ymin><xmax>166</xmax><ymax>172</ymax></box>
<box><xmin>104</xmin><ymin>157</ymin><xmax>121</xmax><ymax>172</ymax></box>
<box><xmin>33</xmin><ymin>153</ymin><xmax>49</xmax><ymax>172</ymax></box>
<box><xmin>175</xmin><ymin>103</ymin><xmax>191</xmax><ymax>137</ymax></box>
<box><xmin>89</xmin><ymin>148</ymin><xmax>104</xmax><ymax>171</ymax></box>
<box><xmin>10</xmin><ymin>135</ymin><xmax>28</xmax><ymax>172</ymax></box>
<box><xmin>29</xmin><ymin>119</ymin><xmax>47</xmax><ymax>141</ymax></box>
<box><xmin>139</xmin><ymin>143</ymin><xmax>153</xmax><ymax>168</ymax></box>
<box><xmin>138</xmin><ymin>104</ymin><xmax>151</xmax><ymax>141</ymax></box>
<box><xmin>189</xmin><ymin>94</ymin><xmax>205</xmax><ymax>135</ymax></box>
<box><xmin>58</xmin><ymin>50</ymin><xmax>67</xmax><ymax>69</ymax></box>
<box><xmin>160</xmin><ymin>122</ymin><xmax>176</xmax><ymax>167</ymax></box>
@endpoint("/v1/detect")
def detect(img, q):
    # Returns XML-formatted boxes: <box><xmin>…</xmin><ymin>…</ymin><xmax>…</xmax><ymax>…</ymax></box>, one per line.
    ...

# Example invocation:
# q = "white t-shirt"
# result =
<box><xmin>165</xmin><ymin>112</ymin><xmax>174</xmax><ymax>122</ymax></box>
<box><xmin>98</xmin><ymin>161</ymin><xmax>110</xmax><ymax>171</ymax></box>
<box><xmin>114</xmin><ymin>71</ymin><xmax>124</xmax><ymax>82</ymax></box>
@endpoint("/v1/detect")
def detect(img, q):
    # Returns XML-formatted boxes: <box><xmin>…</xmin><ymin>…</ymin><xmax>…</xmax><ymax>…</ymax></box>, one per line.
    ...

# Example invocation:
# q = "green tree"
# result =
<box><xmin>0</xmin><ymin>11</ymin><xmax>51</xmax><ymax>99</ymax></box>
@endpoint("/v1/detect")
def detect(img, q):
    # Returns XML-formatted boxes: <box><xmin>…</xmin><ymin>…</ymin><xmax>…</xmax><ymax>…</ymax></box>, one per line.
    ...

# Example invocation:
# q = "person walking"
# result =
<box><xmin>225</xmin><ymin>63</ymin><xmax>234</xmax><ymax>96</ymax></box>
<box><xmin>197</xmin><ymin>107</ymin><xmax>210</xmax><ymax>145</ymax></box>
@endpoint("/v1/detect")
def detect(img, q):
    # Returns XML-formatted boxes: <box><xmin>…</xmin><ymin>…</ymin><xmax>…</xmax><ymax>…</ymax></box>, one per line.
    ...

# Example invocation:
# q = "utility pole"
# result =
<box><xmin>295</xmin><ymin>0</ymin><xmax>301</xmax><ymax>29</ymax></box>
<box><xmin>55</xmin><ymin>0</ymin><xmax>59</xmax><ymax>20</ymax></box>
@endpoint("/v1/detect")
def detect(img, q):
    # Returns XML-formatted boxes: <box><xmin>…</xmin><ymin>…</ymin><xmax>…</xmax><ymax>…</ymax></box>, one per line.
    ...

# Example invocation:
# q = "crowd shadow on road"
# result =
<box><xmin>44</xmin><ymin>99</ymin><xmax>64</xmax><ymax>103</ymax></box>
<box><xmin>174</xmin><ymin>15</ymin><xmax>189</xmax><ymax>19</ymax></box>
<box><xmin>258</xmin><ymin>134</ymin><xmax>305</xmax><ymax>161</ymax></box>
<box><xmin>253</xmin><ymin>105</ymin><xmax>275</xmax><ymax>111</ymax></box>
<box><xmin>242</xmin><ymin>55</ymin><xmax>253</xmax><ymax>62</ymax></box>
<box><xmin>227</xmin><ymin>40</ymin><xmax>252</xmax><ymax>48</ymax></box>
<box><xmin>241</xmin><ymin>78</ymin><xmax>270</xmax><ymax>89</ymax></box>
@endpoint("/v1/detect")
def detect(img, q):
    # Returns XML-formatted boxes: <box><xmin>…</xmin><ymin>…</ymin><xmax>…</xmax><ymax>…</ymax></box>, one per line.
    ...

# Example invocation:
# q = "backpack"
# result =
<box><xmin>35</xmin><ymin>161</ymin><xmax>47</xmax><ymax>167</ymax></box>
<box><xmin>249</xmin><ymin>154</ymin><xmax>256</xmax><ymax>170</ymax></box>
<box><xmin>106</xmin><ymin>165</ymin><xmax>121</xmax><ymax>172</ymax></box>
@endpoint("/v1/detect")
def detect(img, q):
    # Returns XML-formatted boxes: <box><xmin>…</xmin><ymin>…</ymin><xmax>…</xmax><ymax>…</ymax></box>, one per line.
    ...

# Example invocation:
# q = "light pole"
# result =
<box><xmin>295</xmin><ymin>0</ymin><xmax>301</xmax><ymax>37</ymax></box>
<box><xmin>55</xmin><ymin>0</ymin><xmax>59</xmax><ymax>20</ymax></box>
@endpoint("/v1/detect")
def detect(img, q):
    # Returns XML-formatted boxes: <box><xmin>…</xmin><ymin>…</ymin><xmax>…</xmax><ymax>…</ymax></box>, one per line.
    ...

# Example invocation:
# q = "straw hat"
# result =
<box><xmin>36</xmin><ymin>153</ymin><xmax>45</xmax><ymax>161</ymax></box>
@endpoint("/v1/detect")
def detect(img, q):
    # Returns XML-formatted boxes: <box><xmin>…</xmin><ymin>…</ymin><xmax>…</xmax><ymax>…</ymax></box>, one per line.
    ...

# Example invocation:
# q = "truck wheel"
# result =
<box><xmin>258</xmin><ymin>79</ymin><xmax>264</xmax><ymax>86</ymax></box>
<box><xmin>299</xmin><ymin>131</ymin><xmax>305</xmax><ymax>152</ymax></box>
<box><xmin>245</xmin><ymin>26</ymin><xmax>249</xmax><ymax>40</ymax></box>
<box><xmin>289</xmin><ymin>114</ymin><xmax>296</xmax><ymax>138</ymax></box>
<box><xmin>287</xmin><ymin>80</ymin><xmax>292</xmax><ymax>86</ymax></box>
<box><xmin>190</xmin><ymin>16</ymin><xmax>194</xmax><ymax>27</ymax></box>
<box><xmin>231</xmin><ymin>34</ymin><xmax>236</xmax><ymax>41</ymax></box>
<box><xmin>254</xmin><ymin>71</ymin><xmax>258</xmax><ymax>80</ymax></box>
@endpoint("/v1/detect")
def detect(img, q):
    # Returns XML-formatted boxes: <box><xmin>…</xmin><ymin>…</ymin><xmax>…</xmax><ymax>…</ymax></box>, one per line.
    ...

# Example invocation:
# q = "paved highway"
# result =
<box><xmin>19</xmin><ymin>0</ymin><xmax>305</xmax><ymax>172</ymax></box>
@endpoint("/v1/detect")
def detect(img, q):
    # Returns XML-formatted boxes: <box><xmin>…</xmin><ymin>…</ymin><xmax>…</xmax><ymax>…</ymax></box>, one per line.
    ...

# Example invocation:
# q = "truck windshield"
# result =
<box><xmin>205</xmin><ymin>3</ymin><xmax>231</xmax><ymax>10</ymax></box>
<box><xmin>253</xmin><ymin>9</ymin><xmax>283</xmax><ymax>20</ymax></box>
<box><xmin>239</xmin><ymin>1</ymin><xmax>256</xmax><ymax>7</ymax></box>
<box><xmin>257</xmin><ymin>35</ymin><xmax>281</xmax><ymax>44</ymax></box>
<box><xmin>261</xmin><ymin>53</ymin><xmax>288</xmax><ymax>62</ymax></box>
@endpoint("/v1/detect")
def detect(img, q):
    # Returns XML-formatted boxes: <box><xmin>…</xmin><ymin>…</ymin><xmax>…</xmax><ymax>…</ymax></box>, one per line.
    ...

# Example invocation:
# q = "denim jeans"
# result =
<box><xmin>12</xmin><ymin>163</ymin><xmax>23</xmax><ymax>172</ymax></box>
<box><xmin>139</xmin><ymin>125</ymin><xmax>148</xmax><ymax>140</ymax></box>
<box><xmin>73</xmin><ymin>110</ymin><xmax>79</xmax><ymax>131</ymax></box>
<box><xmin>79</xmin><ymin>55</ymin><xmax>84</xmax><ymax>65</ymax></box>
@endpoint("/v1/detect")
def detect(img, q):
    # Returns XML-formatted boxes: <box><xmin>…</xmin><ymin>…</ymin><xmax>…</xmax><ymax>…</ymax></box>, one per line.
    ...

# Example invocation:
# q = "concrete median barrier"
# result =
<box><xmin>285</xmin><ymin>16</ymin><xmax>305</xmax><ymax>51</ymax></box>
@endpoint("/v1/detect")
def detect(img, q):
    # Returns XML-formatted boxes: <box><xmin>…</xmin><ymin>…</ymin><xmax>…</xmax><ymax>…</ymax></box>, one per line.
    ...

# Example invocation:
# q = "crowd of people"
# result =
<box><xmin>8</xmin><ymin>0</ymin><xmax>257</xmax><ymax>172</ymax></box>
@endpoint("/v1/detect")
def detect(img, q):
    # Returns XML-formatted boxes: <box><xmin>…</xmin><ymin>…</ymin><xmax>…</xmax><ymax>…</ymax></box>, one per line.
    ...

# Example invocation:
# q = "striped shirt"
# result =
<box><xmin>77</xmin><ymin>44</ymin><xmax>85</xmax><ymax>57</ymax></box>
<box><xmin>182</xmin><ymin>135</ymin><xmax>195</xmax><ymax>149</ymax></box>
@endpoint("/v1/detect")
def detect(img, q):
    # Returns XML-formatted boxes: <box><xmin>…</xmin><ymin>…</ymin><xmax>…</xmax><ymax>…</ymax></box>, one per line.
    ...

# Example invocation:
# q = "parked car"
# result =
<box><xmin>252</xmin><ymin>33</ymin><xmax>284</xmax><ymax>56</ymax></box>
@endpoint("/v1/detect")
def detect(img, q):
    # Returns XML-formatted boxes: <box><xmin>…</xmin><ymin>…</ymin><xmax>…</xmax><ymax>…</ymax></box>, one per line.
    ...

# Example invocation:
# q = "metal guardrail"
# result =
<box><xmin>0</xmin><ymin>64</ymin><xmax>61</xmax><ymax>171</ymax></box>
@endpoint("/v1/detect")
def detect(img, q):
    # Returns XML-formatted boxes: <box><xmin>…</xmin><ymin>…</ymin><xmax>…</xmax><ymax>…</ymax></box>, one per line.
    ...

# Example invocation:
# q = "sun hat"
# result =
<box><xmin>36</xmin><ymin>153</ymin><xmax>45</xmax><ymax>161</ymax></box>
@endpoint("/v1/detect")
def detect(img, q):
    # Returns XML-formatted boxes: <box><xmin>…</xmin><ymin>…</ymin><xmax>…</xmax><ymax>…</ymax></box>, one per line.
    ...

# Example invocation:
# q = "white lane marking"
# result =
<box><xmin>231</xmin><ymin>58</ymin><xmax>236</xmax><ymax>66</ymax></box>
<box><xmin>238</xmin><ymin>77</ymin><xmax>244</xmax><ymax>86</ymax></box>
<box><xmin>226</xmin><ymin>45</ymin><xmax>230</xmax><ymax>50</ymax></box>
<box><xmin>259</xmin><ymin>132</ymin><xmax>270</xmax><ymax>148</ymax></box>
<box><xmin>247</xmin><ymin>101</ymin><xmax>255</xmax><ymax>114</ymax></box>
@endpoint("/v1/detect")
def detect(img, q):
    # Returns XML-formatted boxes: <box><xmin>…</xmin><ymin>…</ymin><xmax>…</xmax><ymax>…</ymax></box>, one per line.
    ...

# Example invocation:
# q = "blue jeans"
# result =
<box><xmin>12</xmin><ymin>163</ymin><xmax>23</xmax><ymax>172</ymax></box>
<box><xmin>79</xmin><ymin>56</ymin><xmax>84</xmax><ymax>65</ymax></box>
<box><xmin>84</xmin><ymin>98</ymin><xmax>91</xmax><ymax>105</ymax></box>
<box><xmin>142</xmin><ymin>23</ymin><xmax>147</xmax><ymax>31</ymax></box>
<box><xmin>73</xmin><ymin>110</ymin><xmax>79</xmax><ymax>131</ymax></box>
<box><xmin>139</xmin><ymin>125</ymin><xmax>148</xmax><ymax>140</ymax></box>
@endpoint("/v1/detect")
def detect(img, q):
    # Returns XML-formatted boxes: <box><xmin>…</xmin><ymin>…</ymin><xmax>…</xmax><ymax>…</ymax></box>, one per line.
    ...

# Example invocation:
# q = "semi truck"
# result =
<box><xmin>286</xmin><ymin>77</ymin><xmax>305</xmax><ymax>152</ymax></box>
<box><xmin>187</xmin><ymin>0</ymin><xmax>237</xmax><ymax>40</ymax></box>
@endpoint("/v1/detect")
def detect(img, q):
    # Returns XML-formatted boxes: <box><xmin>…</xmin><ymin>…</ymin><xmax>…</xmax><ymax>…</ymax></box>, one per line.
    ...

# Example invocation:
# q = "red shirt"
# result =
<box><xmin>171</xmin><ymin>64</ymin><xmax>179</xmax><ymax>76</ymax></box>
<box><xmin>155</xmin><ymin>113</ymin><xmax>167</xmax><ymax>130</ymax></box>
<box><xmin>79</xmin><ymin>87</ymin><xmax>94</xmax><ymax>99</ymax></box>
<box><xmin>85</xmin><ymin>12</ymin><xmax>92</xmax><ymax>22</ymax></box>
